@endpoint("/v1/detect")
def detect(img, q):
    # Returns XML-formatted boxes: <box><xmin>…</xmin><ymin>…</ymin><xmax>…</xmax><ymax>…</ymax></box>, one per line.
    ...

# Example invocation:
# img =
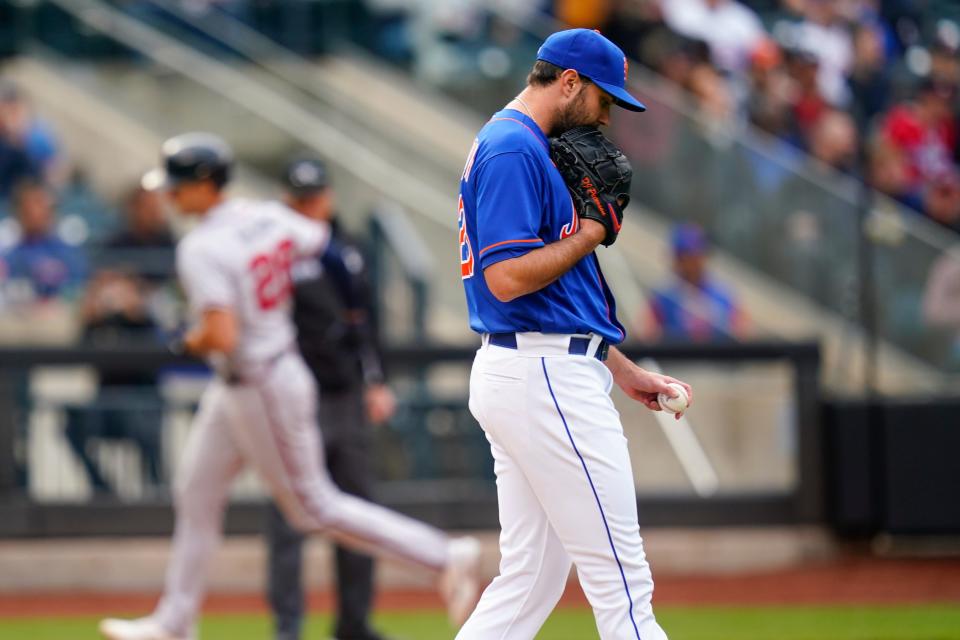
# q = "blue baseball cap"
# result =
<box><xmin>672</xmin><ymin>223</ymin><xmax>708</xmax><ymax>255</ymax></box>
<box><xmin>537</xmin><ymin>29</ymin><xmax>646</xmax><ymax>112</ymax></box>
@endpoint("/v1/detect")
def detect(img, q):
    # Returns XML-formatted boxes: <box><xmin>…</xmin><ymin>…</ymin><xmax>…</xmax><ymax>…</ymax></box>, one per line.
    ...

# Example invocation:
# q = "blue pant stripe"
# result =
<box><xmin>540</xmin><ymin>358</ymin><xmax>642</xmax><ymax>640</ymax></box>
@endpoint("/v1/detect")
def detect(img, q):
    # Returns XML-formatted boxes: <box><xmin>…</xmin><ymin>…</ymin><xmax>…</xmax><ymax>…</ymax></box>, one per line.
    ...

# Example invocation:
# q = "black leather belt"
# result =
<box><xmin>488</xmin><ymin>333</ymin><xmax>609</xmax><ymax>361</ymax></box>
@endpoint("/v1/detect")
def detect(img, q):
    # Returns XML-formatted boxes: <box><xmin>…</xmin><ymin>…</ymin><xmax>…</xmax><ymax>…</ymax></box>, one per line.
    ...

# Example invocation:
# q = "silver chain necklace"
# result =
<box><xmin>513</xmin><ymin>95</ymin><xmax>533</xmax><ymax>116</ymax></box>
<box><xmin>510</xmin><ymin>95</ymin><xmax>544</xmax><ymax>132</ymax></box>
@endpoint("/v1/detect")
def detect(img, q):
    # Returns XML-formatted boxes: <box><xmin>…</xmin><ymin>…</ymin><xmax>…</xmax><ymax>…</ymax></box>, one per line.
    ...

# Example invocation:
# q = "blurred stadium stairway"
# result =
<box><xmin>3</xmin><ymin>58</ymin><xmax>276</xmax><ymax>205</ymax></box>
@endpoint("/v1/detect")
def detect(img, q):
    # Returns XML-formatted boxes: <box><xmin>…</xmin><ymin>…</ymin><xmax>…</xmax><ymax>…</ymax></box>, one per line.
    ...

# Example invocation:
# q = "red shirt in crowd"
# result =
<box><xmin>881</xmin><ymin>104</ymin><xmax>957</xmax><ymax>189</ymax></box>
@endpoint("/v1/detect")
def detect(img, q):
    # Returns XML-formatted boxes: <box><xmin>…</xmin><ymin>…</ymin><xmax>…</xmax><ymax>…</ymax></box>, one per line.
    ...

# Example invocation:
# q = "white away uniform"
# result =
<box><xmin>150</xmin><ymin>199</ymin><xmax>450</xmax><ymax>637</ymax></box>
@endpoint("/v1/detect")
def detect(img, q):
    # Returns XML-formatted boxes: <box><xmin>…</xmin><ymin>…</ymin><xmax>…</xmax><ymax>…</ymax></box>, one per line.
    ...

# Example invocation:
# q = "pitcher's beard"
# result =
<box><xmin>550</xmin><ymin>88</ymin><xmax>593</xmax><ymax>136</ymax></box>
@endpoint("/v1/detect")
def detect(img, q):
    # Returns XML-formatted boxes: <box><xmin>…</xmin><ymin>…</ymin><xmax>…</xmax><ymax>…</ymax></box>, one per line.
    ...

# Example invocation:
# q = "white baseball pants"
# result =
<box><xmin>458</xmin><ymin>335</ymin><xmax>667</xmax><ymax>640</ymax></box>
<box><xmin>152</xmin><ymin>352</ymin><xmax>449</xmax><ymax>637</ymax></box>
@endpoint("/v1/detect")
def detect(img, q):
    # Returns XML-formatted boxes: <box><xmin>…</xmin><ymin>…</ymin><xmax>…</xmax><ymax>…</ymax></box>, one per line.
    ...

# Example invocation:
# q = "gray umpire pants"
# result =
<box><xmin>266</xmin><ymin>386</ymin><xmax>375</xmax><ymax>640</ymax></box>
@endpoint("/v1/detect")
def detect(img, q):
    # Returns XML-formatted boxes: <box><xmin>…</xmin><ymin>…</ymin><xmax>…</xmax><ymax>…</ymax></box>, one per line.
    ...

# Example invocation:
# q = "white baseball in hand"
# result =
<box><xmin>657</xmin><ymin>383</ymin><xmax>688</xmax><ymax>414</ymax></box>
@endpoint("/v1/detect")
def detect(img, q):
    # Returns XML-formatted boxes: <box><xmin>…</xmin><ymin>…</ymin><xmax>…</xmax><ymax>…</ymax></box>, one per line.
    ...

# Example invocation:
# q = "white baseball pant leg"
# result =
<box><xmin>153</xmin><ymin>382</ymin><xmax>244</xmax><ymax>638</ymax></box>
<box><xmin>233</xmin><ymin>352</ymin><xmax>449</xmax><ymax>569</ymax></box>
<box><xmin>154</xmin><ymin>352</ymin><xmax>449</xmax><ymax>636</ymax></box>
<box><xmin>458</xmin><ymin>344</ymin><xmax>667</xmax><ymax>640</ymax></box>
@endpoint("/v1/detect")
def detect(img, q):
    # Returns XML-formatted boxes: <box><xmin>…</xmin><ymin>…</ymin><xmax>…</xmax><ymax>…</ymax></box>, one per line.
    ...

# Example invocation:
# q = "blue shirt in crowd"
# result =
<box><xmin>3</xmin><ymin>234</ymin><xmax>88</xmax><ymax>299</ymax></box>
<box><xmin>649</xmin><ymin>278</ymin><xmax>741</xmax><ymax>342</ymax></box>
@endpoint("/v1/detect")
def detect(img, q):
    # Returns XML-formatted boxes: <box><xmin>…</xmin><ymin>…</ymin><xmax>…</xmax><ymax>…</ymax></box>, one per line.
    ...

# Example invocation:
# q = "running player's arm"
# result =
<box><xmin>485</xmin><ymin>221</ymin><xmax>605</xmax><ymax>302</ymax></box>
<box><xmin>183</xmin><ymin>308</ymin><xmax>238</xmax><ymax>356</ymax></box>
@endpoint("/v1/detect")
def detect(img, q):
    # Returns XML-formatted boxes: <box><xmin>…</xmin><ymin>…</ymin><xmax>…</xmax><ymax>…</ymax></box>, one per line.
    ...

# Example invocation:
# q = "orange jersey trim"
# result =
<box><xmin>479</xmin><ymin>238</ymin><xmax>543</xmax><ymax>256</ymax></box>
<box><xmin>490</xmin><ymin>117</ymin><xmax>549</xmax><ymax>152</ymax></box>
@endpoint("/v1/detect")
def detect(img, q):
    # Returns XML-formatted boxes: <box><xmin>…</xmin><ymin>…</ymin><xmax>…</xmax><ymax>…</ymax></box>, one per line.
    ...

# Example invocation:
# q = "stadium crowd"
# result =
<box><xmin>388</xmin><ymin>0</ymin><xmax>960</xmax><ymax>235</ymax></box>
<box><xmin>1</xmin><ymin>0</ymin><xmax>959</xmax><ymax>357</ymax></box>
<box><xmin>0</xmin><ymin>75</ymin><xmax>179</xmax><ymax>348</ymax></box>
<box><xmin>595</xmin><ymin>0</ymin><xmax>960</xmax><ymax>235</ymax></box>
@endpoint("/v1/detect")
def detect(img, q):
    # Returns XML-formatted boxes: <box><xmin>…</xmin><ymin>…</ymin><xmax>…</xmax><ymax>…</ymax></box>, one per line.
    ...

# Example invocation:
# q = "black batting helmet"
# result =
<box><xmin>153</xmin><ymin>132</ymin><xmax>233</xmax><ymax>190</ymax></box>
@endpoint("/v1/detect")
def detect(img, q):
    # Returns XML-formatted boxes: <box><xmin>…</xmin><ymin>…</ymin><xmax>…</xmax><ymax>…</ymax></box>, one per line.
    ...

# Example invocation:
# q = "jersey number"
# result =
<box><xmin>458</xmin><ymin>195</ymin><xmax>474</xmax><ymax>279</ymax></box>
<box><xmin>249</xmin><ymin>239</ymin><xmax>294</xmax><ymax>310</ymax></box>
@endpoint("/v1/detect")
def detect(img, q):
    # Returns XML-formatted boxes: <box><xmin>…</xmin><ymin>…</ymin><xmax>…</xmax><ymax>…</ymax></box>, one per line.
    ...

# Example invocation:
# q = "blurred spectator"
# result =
<box><xmin>922</xmin><ymin>249</ymin><xmax>960</xmax><ymax>366</ymax></box>
<box><xmin>62</xmin><ymin>179</ymin><xmax>172</xmax><ymax>496</ymax></box>
<box><xmin>922</xmin><ymin>168</ymin><xmax>960</xmax><ymax>234</ymax></box>
<box><xmin>786</xmin><ymin>0</ymin><xmax>854</xmax><ymax>106</ymax></box>
<box><xmin>112</xmin><ymin>183</ymin><xmax>173</xmax><ymax>249</ymax></box>
<box><xmin>867</xmin><ymin>136</ymin><xmax>923</xmax><ymax>210</ymax></box>
<box><xmin>602</xmin><ymin>0</ymin><xmax>674</xmax><ymax>71</ymax></box>
<box><xmin>929</xmin><ymin>40</ymin><xmax>960</xmax><ymax>87</ymax></box>
<box><xmin>808</xmin><ymin>109</ymin><xmax>858</xmax><ymax>174</ymax></box>
<box><xmin>745</xmin><ymin>38</ymin><xmax>793</xmax><ymax>138</ymax></box>
<box><xmin>661</xmin><ymin>0</ymin><xmax>766</xmax><ymax>75</ymax></box>
<box><xmin>65</xmin><ymin>269</ymin><xmax>165</xmax><ymax>495</ymax></box>
<box><xmin>923</xmin><ymin>249</ymin><xmax>960</xmax><ymax>327</ymax></box>
<box><xmin>0</xmin><ymin>84</ymin><xmax>40</xmax><ymax>200</ymax></box>
<box><xmin>80</xmin><ymin>270</ymin><xmax>160</xmax><ymax>345</ymax></box>
<box><xmin>640</xmin><ymin>223</ymin><xmax>748</xmax><ymax>342</ymax></box>
<box><xmin>688</xmin><ymin>62</ymin><xmax>735</xmax><ymax>123</ymax></box>
<box><xmin>656</xmin><ymin>36</ymin><xmax>707</xmax><ymax>88</ymax></box>
<box><xmin>363</xmin><ymin>0</ymin><xmax>415</xmax><ymax>65</ymax></box>
<box><xmin>102</xmin><ymin>183</ymin><xmax>175</xmax><ymax>278</ymax></box>
<box><xmin>872</xmin><ymin>0</ymin><xmax>918</xmax><ymax>52</ymax></box>
<box><xmin>555</xmin><ymin>0</ymin><xmax>612</xmax><ymax>29</ymax></box>
<box><xmin>879</xmin><ymin>77</ymin><xmax>958</xmax><ymax>193</ymax></box>
<box><xmin>785</xmin><ymin>47</ymin><xmax>829</xmax><ymax>148</ymax></box>
<box><xmin>735</xmin><ymin>65</ymin><xmax>799</xmax><ymax>202</ymax></box>
<box><xmin>847</xmin><ymin>22</ymin><xmax>893</xmax><ymax>133</ymax></box>
<box><xmin>2</xmin><ymin>179</ymin><xmax>87</xmax><ymax>301</ymax></box>
<box><xmin>0</xmin><ymin>80</ymin><xmax>63</xmax><ymax>191</ymax></box>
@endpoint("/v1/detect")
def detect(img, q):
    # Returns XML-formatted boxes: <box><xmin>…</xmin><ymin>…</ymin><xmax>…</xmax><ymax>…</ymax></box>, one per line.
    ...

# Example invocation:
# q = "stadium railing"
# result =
<box><xmin>0</xmin><ymin>341</ymin><xmax>821</xmax><ymax>537</ymax></box>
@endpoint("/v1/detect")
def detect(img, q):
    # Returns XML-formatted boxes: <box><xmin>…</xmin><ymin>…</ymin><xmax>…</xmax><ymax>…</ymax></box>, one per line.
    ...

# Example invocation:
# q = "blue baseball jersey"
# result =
<box><xmin>458</xmin><ymin>109</ymin><xmax>626</xmax><ymax>344</ymax></box>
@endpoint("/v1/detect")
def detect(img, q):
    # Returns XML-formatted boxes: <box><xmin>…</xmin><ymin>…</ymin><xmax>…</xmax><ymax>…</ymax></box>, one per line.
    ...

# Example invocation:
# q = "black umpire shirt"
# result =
<box><xmin>291</xmin><ymin>219</ymin><xmax>384</xmax><ymax>393</ymax></box>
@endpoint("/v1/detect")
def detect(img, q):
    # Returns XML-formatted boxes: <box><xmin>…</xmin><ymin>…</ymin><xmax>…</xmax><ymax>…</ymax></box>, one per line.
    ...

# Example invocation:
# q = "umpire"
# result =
<box><xmin>266</xmin><ymin>156</ymin><xmax>397</xmax><ymax>640</ymax></box>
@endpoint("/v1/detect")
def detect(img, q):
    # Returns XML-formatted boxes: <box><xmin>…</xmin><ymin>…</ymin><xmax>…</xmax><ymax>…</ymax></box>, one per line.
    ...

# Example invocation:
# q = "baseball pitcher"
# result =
<box><xmin>456</xmin><ymin>29</ymin><xmax>694</xmax><ymax>640</ymax></box>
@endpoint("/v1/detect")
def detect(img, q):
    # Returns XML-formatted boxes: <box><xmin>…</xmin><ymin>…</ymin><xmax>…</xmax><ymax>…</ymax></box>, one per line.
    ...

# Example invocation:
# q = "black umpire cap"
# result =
<box><xmin>283</xmin><ymin>156</ymin><xmax>330</xmax><ymax>197</ymax></box>
<box><xmin>148</xmin><ymin>132</ymin><xmax>234</xmax><ymax>190</ymax></box>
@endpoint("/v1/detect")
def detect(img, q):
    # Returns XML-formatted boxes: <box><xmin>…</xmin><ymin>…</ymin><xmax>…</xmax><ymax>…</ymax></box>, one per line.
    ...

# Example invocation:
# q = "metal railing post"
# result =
<box><xmin>0</xmin><ymin>371</ymin><xmax>16</xmax><ymax>496</ymax></box>
<box><xmin>857</xmin><ymin>185</ymin><xmax>879</xmax><ymax>396</ymax></box>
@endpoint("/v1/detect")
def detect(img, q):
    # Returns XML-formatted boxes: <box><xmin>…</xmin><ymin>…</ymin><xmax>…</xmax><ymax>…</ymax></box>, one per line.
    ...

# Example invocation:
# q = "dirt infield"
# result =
<box><xmin>650</xmin><ymin>557</ymin><xmax>960</xmax><ymax>606</ymax></box>
<box><xmin>2</xmin><ymin>557</ymin><xmax>958</xmax><ymax>617</ymax></box>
